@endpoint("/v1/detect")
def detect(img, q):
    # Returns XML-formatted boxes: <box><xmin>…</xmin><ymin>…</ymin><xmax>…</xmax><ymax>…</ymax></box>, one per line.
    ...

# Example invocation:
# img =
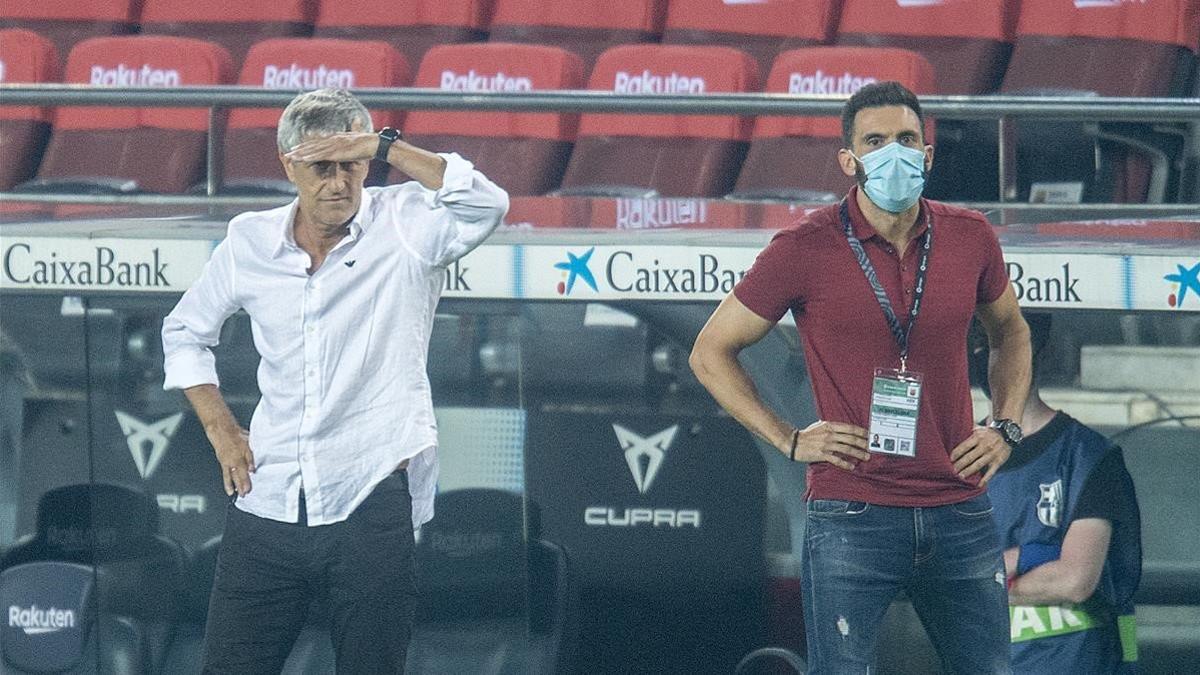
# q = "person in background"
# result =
<box><xmin>977</xmin><ymin>313</ymin><xmax>1142</xmax><ymax>673</ymax></box>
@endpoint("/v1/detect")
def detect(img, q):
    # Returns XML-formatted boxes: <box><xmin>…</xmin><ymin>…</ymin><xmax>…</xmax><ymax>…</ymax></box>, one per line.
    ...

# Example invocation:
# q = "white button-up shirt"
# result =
<box><xmin>162</xmin><ymin>153</ymin><xmax>508</xmax><ymax>527</ymax></box>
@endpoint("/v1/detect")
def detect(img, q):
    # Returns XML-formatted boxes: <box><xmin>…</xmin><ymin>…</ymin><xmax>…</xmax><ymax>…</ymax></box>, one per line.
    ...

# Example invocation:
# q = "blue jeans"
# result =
<box><xmin>801</xmin><ymin>493</ymin><xmax>1011</xmax><ymax>674</ymax></box>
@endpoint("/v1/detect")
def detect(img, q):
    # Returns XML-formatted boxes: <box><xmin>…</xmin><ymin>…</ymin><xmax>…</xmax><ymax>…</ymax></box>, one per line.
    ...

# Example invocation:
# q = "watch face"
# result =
<box><xmin>1002</xmin><ymin>420</ymin><xmax>1022</xmax><ymax>445</ymax></box>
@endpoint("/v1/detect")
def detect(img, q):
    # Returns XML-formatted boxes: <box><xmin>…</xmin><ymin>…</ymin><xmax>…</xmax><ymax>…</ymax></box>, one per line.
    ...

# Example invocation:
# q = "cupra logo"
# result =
<box><xmin>612</xmin><ymin>424</ymin><xmax>679</xmax><ymax>493</ymax></box>
<box><xmin>553</xmin><ymin>247</ymin><xmax>598</xmax><ymax>295</ymax></box>
<box><xmin>1164</xmin><ymin>262</ymin><xmax>1200</xmax><ymax>308</ymax></box>
<box><xmin>114</xmin><ymin>411</ymin><xmax>182</xmax><ymax>479</ymax></box>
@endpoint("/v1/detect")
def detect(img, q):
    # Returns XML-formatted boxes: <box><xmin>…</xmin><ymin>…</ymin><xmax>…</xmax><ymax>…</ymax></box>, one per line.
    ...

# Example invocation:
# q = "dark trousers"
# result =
<box><xmin>201</xmin><ymin>471</ymin><xmax>416</xmax><ymax>674</ymax></box>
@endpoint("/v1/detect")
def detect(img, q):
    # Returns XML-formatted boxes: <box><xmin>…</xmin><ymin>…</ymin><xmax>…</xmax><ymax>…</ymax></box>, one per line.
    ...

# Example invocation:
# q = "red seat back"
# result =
<box><xmin>753</xmin><ymin>47</ymin><xmax>936</xmax><ymax>141</ymax></box>
<box><xmin>0</xmin><ymin>0</ymin><xmax>137</xmax><ymax>60</ymax></box>
<box><xmin>0</xmin><ymin>29</ymin><xmax>60</xmax><ymax>189</ymax></box>
<box><xmin>734</xmin><ymin>47</ymin><xmax>935</xmax><ymax>200</ymax></box>
<box><xmin>225</xmin><ymin>38</ymin><xmax>409</xmax><ymax>187</ymax></box>
<box><xmin>407</xmin><ymin>43</ymin><xmax>583</xmax><ymax>140</ymax></box>
<box><xmin>396</xmin><ymin>44</ymin><xmax>582</xmax><ymax>196</ymax></box>
<box><xmin>665</xmin><ymin>0</ymin><xmax>835</xmax><ymax>40</ymax></box>
<box><xmin>58</xmin><ymin>36</ymin><xmax>233</xmax><ymax>131</ymax></box>
<box><xmin>314</xmin><ymin>0</ymin><xmax>492</xmax><ymax>70</ymax></box>
<box><xmin>1004</xmin><ymin>0</ymin><xmax>1200</xmax><ymax>96</ymax></box>
<box><xmin>580</xmin><ymin>44</ymin><xmax>758</xmax><ymax>141</ymax></box>
<box><xmin>140</xmin><ymin>0</ymin><xmax>316</xmax><ymax>66</ymax></box>
<box><xmin>1017</xmin><ymin>0</ymin><xmax>1199</xmax><ymax>51</ymax></box>
<box><xmin>836</xmin><ymin>0</ymin><xmax>1017</xmax><ymax>93</ymax></box>
<box><xmin>663</xmin><ymin>0</ymin><xmax>837</xmax><ymax>79</ymax></box>
<box><xmin>491</xmin><ymin>0</ymin><xmax>665</xmax><ymax>33</ymax></box>
<box><xmin>998</xmin><ymin>0</ymin><xmax>1200</xmax><ymax>203</ymax></box>
<box><xmin>489</xmin><ymin>0</ymin><xmax>666</xmax><ymax>71</ymax></box>
<box><xmin>0</xmin><ymin>29</ymin><xmax>60</xmax><ymax>123</ymax></box>
<box><xmin>230</xmin><ymin>38</ymin><xmax>409</xmax><ymax>133</ymax></box>
<box><xmin>316</xmin><ymin>0</ymin><xmax>489</xmax><ymax>28</ymax></box>
<box><xmin>560</xmin><ymin>45</ymin><xmax>758</xmax><ymax>197</ymax></box>
<box><xmin>34</xmin><ymin>36</ymin><xmax>233</xmax><ymax>192</ymax></box>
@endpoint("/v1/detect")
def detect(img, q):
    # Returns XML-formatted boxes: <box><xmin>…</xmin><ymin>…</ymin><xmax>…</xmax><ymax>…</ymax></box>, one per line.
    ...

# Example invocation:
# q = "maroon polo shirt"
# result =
<box><xmin>734</xmin><ymin>187</ymin><xmax>1010</xmax><ymax>507</ymax></box>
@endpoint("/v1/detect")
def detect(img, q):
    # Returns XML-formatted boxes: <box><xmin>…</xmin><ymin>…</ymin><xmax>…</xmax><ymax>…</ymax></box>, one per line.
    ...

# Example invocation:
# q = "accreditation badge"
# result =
<box><xmin>868</xmin><ymin>368</ymin><xmax>922</xmax><ymax>457</ymax></box>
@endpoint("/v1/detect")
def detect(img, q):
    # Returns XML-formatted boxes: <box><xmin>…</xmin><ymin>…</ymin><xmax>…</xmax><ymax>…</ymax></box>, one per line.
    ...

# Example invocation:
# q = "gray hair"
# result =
<box><xmin>276</xmin><ymin>88</ymin><xmax>373</xmax><ymax>153</ymax></box>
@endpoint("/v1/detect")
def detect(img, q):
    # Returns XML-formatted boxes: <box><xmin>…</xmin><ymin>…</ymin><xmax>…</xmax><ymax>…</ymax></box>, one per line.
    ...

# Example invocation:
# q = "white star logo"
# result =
<box><xmin>114</xmin><ymin>411</ymin><xmax>183</xmax><ymax>479</ymax></box>
<box><xmin>612</xmin><ymin>424</ymin><xmax>678</xmax><ymax>494</ymax></box>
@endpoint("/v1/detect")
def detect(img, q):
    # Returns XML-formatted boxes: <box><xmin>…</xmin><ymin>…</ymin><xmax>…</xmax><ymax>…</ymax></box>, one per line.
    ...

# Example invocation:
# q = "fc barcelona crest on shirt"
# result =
<box><xmin>1037</xmin><ymin>479</ymin><xmax>1064</xmax><ymax>528</ymax></box>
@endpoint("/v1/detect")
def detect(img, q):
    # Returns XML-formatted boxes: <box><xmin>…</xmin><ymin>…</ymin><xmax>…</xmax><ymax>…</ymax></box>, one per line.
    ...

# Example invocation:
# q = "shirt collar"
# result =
<box><xmin>845</xmin><ymin>185</ymin><xmax>930</xmax><ymax>242</ymax></box>
<box><xmin>271</xmin><ymin>188</ymin><xmax>373</xmax><ymax>258</ymax></box>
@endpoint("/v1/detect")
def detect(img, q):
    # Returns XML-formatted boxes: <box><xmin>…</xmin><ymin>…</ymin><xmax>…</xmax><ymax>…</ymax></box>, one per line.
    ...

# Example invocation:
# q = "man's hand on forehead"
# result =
<box><xmin>285</xmin><ymin>131</ymin><xmax>375</xmax><ymax>164</ymax></box>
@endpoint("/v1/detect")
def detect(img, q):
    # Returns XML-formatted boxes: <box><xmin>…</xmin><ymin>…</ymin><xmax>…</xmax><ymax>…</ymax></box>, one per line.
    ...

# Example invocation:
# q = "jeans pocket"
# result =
<box><xmin>951</xmin><ymin>494</ymin><xmax>994</xmax><ymax>517</ymax></box>
<box><xmin>806</xmin><ymin>499</ymin><xmax>870</xmax><ymax>517</ymax></box>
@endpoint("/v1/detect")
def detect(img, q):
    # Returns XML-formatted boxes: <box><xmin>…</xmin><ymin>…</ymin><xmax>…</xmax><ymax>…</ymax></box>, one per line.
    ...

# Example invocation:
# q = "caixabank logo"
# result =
<box><xmin>0</xmin><ymin>238</ymin><xmax>212</xmax><ymax>292</ymax></box>
<box><xmin>1164</xmin><ymin>262</ymin><xmax>1200</xmax><ymax>309</ymax></box>
<box><xmin>550</xmin><ymin>246</ymin><xmax>753</xmax><ymax>299</ymax></box>
<box><xmin>553</xmin><ymin>247</ymin><xmax>598</xmax><ymax>296</ymax></box>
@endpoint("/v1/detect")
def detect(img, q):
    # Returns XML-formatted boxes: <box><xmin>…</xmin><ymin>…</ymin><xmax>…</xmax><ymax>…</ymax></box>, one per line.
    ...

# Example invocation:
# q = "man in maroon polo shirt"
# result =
<box><xmin>690</xmin><ymin>82</ymin><xmax>1031</xmax><ymax>673</ymax></box>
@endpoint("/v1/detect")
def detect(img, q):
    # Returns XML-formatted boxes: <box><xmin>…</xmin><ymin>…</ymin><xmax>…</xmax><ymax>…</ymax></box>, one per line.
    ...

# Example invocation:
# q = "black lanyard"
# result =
<box><xmin>839</xmin><ymin>199</ymin><xmax>932</xmax><ymax>371</ymax></box>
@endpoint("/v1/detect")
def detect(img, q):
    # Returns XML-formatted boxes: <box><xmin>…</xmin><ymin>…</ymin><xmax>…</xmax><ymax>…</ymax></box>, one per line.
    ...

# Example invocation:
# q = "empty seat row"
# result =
<box><xmin>3</xmin><ymin>0</ymin><xmax>1197</xmax><ymax>92</ymax></box>
<box><xmin>0</xmin><ymin>481</ymin><xmax>574</xmax><ymax>673</ymax></box>
<box><xmin>4</xmin><ymin>24</ymin><xmax>1191</xmax><ymax>203</ymax></box>
<box><xmin>1</xmin><ymin>33</ymin><xmax>937</xmax><ymax>199</ymax></box>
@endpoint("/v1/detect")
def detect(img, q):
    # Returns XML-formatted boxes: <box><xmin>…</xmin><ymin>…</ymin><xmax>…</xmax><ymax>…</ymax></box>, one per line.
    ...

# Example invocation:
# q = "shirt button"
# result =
<box><xmin>306</xmin><ymin>325</ymin><xmax>315</xmax><ymax>334</ymax></box>
<box><xmin>905</xmin><ymin>288</ymin><xmax>912</xmax><ymax>295</ymax></box>
<box><xmin>307</xmin><ymin>369</ymin><xmax>316</xmax><ymax>377</ymax></box>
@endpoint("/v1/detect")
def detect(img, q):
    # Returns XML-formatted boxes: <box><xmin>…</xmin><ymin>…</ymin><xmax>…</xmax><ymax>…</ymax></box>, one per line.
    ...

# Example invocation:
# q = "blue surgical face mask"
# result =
<box><xmin>851</xmin><ymin>142</ymin><xmax>927</xmax><ymax>213</ymax></box>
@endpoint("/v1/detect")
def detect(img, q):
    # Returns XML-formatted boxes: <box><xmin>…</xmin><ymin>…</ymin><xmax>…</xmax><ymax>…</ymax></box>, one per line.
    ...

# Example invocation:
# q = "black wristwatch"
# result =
<box><xmin>989</xmin><ymin>418</ymin><xmax>1024</xmax><ymax>447</ymax></box>
<box><xmin>374</xmin><ymin>127</ymin><xmax>401</xmax><ymax>162</ymax></box>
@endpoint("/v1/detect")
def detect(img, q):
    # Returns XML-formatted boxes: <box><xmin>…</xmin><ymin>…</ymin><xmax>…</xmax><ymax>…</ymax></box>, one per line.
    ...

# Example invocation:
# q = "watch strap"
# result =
<box><xmin>374</xmin><ymin>127</ymin><xmax>400</xmax><ymax>162</ymax></box>
<box><xmin>990</xmin><ymin>418</ymin><xmax>1022</xmax><ymax>447</ymax></box>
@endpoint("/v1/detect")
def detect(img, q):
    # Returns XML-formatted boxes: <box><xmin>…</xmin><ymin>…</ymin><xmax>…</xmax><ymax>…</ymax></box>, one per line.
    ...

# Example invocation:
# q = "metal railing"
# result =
<box><xmin>3</xmin><ymin>84</ymin><xmax>1200</xmax><ymax>211</ymax></box>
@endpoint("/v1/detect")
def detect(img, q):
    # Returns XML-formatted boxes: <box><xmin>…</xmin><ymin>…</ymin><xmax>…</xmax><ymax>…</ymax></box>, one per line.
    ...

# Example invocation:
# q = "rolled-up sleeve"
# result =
<box><xmin>162</xmin><ymin>237</ymin><xmax>240</xmax><ymax>390</ymax></box>
<box><xmin>407</xmin><ymin>153</ymin><xmax>509</xmax><ymax>267</ymax></box>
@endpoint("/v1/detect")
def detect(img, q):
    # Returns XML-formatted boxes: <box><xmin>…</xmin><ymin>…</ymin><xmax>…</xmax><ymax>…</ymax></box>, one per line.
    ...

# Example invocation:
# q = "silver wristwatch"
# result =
<box><xmin>989</xmin><ymin>418</ymin><xmax>1024</xmax><ymax>447</ymax></box>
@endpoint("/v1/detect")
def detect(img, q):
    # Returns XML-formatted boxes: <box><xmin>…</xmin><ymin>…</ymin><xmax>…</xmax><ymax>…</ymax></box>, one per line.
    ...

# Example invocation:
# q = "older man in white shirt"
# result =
<box><xmin>162</xmin><ymin>88</ymin><xmax>508</xmax><ymax>674</ymax></box>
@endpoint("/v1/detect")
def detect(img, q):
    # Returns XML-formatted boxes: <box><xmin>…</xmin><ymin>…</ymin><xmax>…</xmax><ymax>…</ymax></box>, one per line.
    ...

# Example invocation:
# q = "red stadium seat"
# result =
<box><xmin>558</xmin><ymin>45</ymin><xmax>758</xmax><ymax>198</ymax></box>
<box><xmin>140</xmin><ymin>0</ymin><xmax>315</xmax><ymax>67</ymax></box>
<box><xmin>1005</xmin><ymin>0</ymin><xmax>1198</xmax><ymax>97</ymax></box>
<box><xmin>23</xmin><ymin>36</ymin><xmax>233</xmax><ymax>194</ymax></box>
<box><xmin>488</xmin><ymin>0</ymin><xmax>666</xmax><ymax>72</ymax></box>
<box><xmin>314</xmin><ymin>0</ymin><xmax>491</xmax><ymax>78</ymax></box>
<box><xmin>399</xmin><ymin>43</ymin><xmax>583</xmax><ymax>196</ymax></box>
<box><xmin>224</xmin><ymin>38</ymin><xmax>409</xmax><ymax>194</ymax></box>
<box><xmin>835</xmin><ymin>0</ymin><xmax>1017</xmax><ymax>94</ymax></box>
<box><xmin>0</xmin><ymin>29</ymin><xmax>59</xmax><ymax>190</ymax></box>
<box><xmin>0</xmin><ymin>0</ymin><xmax>136</xmax><ymax>61</ymax></box>
<box><xmin>662</xmin><ymin>0</ymin><xmax>837</xmax><ymax>81</ymax></box>
<box><xmin>732</xmin><ymin>47</ymin><xmax>936</xmax><ymax>201</ymax></box>
<box><xmin>997</xmin><ymin>0</ymin><xmax>1200</xmax><ymax>202</ymax></box>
